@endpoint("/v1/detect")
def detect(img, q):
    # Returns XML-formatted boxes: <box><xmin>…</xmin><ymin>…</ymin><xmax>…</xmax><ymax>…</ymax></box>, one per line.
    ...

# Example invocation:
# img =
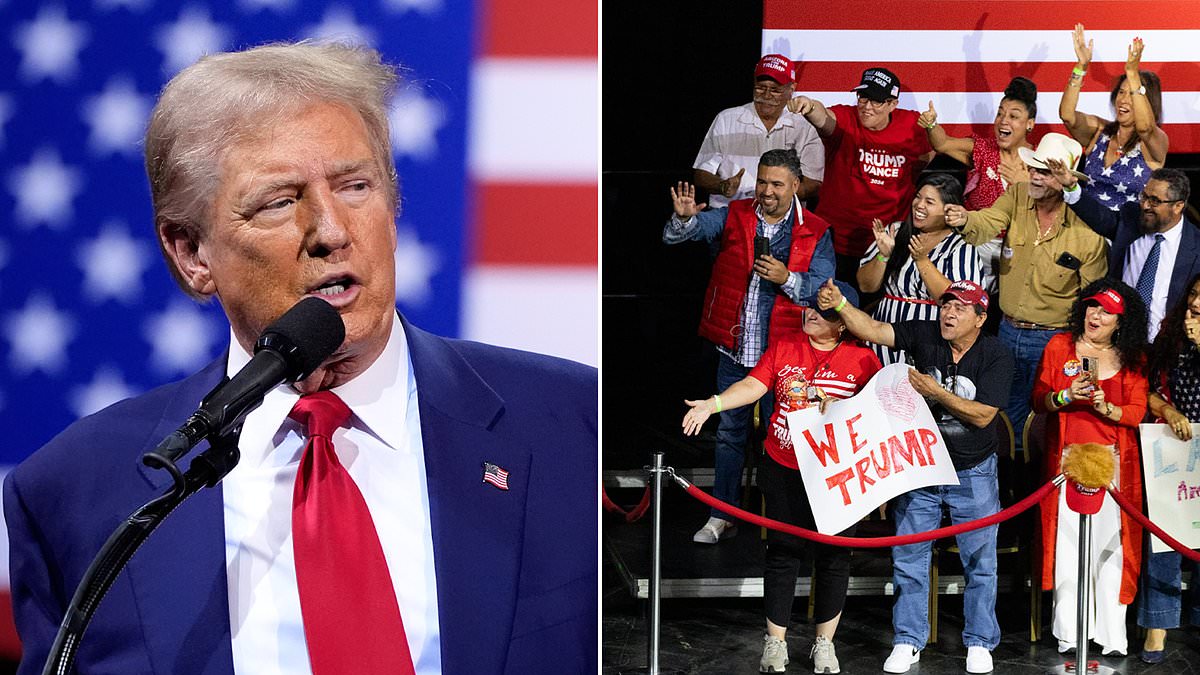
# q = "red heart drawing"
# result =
<box><xmin>877</xmin><ymin>380</ymin><xmax>918</xmax><ymax>421</ymax></box>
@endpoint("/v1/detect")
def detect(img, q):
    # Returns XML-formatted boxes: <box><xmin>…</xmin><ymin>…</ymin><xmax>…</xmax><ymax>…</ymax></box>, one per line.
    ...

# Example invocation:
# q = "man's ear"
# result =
<box><xmin>158</xmin><ymin>220</ymin><xmax>215</xmax><ymax>297</ymax></box>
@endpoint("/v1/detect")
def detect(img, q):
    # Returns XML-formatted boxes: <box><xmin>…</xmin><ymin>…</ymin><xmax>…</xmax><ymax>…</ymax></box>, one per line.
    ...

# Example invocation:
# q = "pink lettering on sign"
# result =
<box><xmin>804</xmin><ymin>423</ymin><xmax>839</xmax><ymax>467</ymax></box>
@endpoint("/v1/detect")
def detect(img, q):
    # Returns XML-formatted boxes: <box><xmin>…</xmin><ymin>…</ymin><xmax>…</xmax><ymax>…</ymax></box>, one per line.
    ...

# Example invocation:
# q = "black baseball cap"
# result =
<box><xmin>852</xmin><ymin>67</ymin><xmax>901</xmax><ymax>102</ymax></box>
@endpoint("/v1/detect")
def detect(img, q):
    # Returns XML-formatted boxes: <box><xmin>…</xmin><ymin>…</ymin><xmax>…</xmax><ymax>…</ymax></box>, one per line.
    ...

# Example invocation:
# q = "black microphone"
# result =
<box><xmin>143</xmin><ymin>297</ymin><xmax>346</xmax><ymax>469</ymax></box>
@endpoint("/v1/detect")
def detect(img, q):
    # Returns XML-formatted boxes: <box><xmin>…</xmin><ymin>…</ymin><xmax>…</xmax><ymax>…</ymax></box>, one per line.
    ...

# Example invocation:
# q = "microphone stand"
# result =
<box><xmin>40</xmin><ymin>431</ymin><xmax>242</xmax><ymax>675</ymax></box>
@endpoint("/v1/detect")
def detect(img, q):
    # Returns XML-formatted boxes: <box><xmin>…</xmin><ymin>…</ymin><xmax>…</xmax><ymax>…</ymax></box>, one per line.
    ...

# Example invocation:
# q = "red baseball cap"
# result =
<box><xmin>940</xmin><ymin>279</ymin><xmax>989</xmax><ymax>311</ymax></box>
<box><xmin>1084</xmin><ymin>288</ymin><xmax>1125</xmax><ymax>315</ymax></box>
<box><xmin>1064</xmin><ymin>480</ymin><xmax>1107</xmax><ymax>515</ymax></box>
<box><xmin>755</xmin><ymin>54</ymin><xmax>795</xmax><ymax>85</ymax></box>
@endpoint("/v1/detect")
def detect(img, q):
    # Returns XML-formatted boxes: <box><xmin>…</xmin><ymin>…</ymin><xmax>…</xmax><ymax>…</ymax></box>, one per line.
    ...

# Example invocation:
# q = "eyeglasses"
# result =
<box><xmin>1139</xmin><ymin>192</ymin><xmax>1183</xmax><ymax>207</ymax></box>
<box><xmin>753</xmin><ymin>84</ymin><xmax>790</xmax><ymax>98</ymax></box>
<box><xmin>856</xmin><ymin>96</ymin><xmax>896</xmax><ymax>110</ymax></box>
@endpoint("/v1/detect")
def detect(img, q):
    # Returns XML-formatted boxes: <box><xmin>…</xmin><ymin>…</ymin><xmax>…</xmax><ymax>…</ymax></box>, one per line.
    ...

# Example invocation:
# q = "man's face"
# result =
<box><xmin>1026</xmin><ymin>166</ymin><xmax>1064</xmax><ymax>200</ymax></box>
<box><xmin>755</xmin><ymin>165</ymin><xmax>800</xmax><ymax>218</ymax></box>
<box><xmin>174</xmin><ymin>102</ymin><xmax>397</xmax><ymax>365</ymax></box>
<box><xmin>1139</xmin><ymin>178</ymin><xmax>1185</xmax><ymax>232</ymax></box>
<box><xmin>855</xmin><ymin>95</ymin><xmax>897</xmax><ymax>131</ymax></box>
<box><xmin>753</xmin><ymin>78</ymin><xmax>793</xmax><ymax>119</ymax></box>
<box><xmin>938</xmin><ymin>299</ymin><xmax>984</xmax><ymax>342</ymax></box>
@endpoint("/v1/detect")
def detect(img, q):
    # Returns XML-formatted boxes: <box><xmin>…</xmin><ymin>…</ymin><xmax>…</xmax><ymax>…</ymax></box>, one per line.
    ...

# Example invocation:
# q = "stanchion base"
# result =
<box><xmin>1049</xmin><ymin>661</ymin><xmax>1119</xmax><ymax>674</ymax></box>
<box><xmin>617</xmin><ymin>668</ymin><xmax>687</xmax><ymax>675</ymax></box>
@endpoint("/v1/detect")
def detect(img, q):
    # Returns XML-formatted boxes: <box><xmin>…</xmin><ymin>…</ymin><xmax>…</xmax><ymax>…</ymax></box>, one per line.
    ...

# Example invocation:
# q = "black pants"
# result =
<box><xmin>760</xmin><ymin>459</ymin><xmax>855</xmax><ymax>627</ymax></box>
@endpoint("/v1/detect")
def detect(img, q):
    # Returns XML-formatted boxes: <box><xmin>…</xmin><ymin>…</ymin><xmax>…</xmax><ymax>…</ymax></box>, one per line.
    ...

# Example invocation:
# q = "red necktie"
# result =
<box><xmin>289</xmin><ymin>391</ymin><xmax>417</xmax><ymax>674</ymax></box>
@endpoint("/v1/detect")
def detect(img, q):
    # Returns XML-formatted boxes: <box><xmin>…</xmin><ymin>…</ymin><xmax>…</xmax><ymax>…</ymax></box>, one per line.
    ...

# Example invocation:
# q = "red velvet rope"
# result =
<box><xmin>602</xmin><ymin>485</ymin><xmax>651</xmax><ymax>523</ymax></box>
<box><xmin>682</xmin><ymin>479</ymin><xmax>1057</xmax><ymax>547</ymax></box>
<box><xmin>1106</xmin><ymin>485</ymin><xmax>1200</xmax><ymax>563</ymax></box>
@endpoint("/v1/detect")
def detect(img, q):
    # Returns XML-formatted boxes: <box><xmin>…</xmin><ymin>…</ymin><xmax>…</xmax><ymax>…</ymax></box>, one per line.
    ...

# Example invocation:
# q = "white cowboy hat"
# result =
<box><xmin>1018</xmin><ymin>132</ymin><xmax>1088</xmax><ymax>180</ymax></box>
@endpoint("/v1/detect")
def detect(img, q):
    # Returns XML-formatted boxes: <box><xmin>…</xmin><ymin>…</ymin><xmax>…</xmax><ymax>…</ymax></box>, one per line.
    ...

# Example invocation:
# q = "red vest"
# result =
<box><xmin>698</xmin><ymin>199</ymin><xmax>831</xmax><ymax>351</ymax></box>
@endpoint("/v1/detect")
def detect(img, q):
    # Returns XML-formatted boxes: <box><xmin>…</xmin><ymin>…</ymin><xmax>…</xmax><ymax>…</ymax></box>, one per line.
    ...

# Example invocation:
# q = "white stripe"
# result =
<box><xmin>764</xmin><ymin>29</ymin><xmax>1200</xmax><ymax>62</ymax></box>
<box><xmin>462</xmin><ymin>266</ymin><xmax>597</xmax><ymax>366</ymax></box>
<box><xmin>0</xmin><ymin>467</ymin><xmax>8</xmax><ymax>589</ymax></box>
<box><xmin>803</xmin><ymin>91</ymin><xmax>1200</xmax><ymax>124</ymax></box>
<box><xmin>468</xmin><ymin>58</ymin><xmax>598</xmax><ymax>182</ymax></box>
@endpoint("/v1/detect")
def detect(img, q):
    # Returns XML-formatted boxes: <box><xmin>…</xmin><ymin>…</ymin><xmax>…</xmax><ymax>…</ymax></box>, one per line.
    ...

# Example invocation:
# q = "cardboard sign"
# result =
<box><xmin>784</xmin><ymin>362</ymin><xmax>959</xmax><ymax>534</ymax></box>
<box><xmin>1139</xmin><ymin>423</ymin><xmax>1200</xmax><ymax>554</ymax></box>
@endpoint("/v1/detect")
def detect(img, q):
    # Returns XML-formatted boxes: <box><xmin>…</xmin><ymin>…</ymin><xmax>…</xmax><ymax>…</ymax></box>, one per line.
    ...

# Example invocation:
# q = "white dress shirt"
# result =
<box><xmin>223</xmin><ymin>313</ymin><xmax>441</xmax><ymax>674</ymax></box>
<box><xmin>1121</xmin><ymin>216</ymin><xmax>1183</xmax><ymax>341</ymax></box>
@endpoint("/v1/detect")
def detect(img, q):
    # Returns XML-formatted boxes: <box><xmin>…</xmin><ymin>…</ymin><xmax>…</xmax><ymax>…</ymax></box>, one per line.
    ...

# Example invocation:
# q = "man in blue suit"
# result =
<box><xmin>3</xmin><ymin>43</ymin><xmax>596</xmax><ymax>675</ymax></box>
<box><xmin>1050</xmin><ymin>160</ymin><xmax>1200</xmax><ymax>341</ymax></box>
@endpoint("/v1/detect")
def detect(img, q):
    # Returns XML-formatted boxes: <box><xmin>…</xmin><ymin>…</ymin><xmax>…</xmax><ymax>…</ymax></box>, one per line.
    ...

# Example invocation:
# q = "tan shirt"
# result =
<box><xmin>956</xmin><ymin>182</ymin><xmax>1108</xmax><ymax>327</ymax></box>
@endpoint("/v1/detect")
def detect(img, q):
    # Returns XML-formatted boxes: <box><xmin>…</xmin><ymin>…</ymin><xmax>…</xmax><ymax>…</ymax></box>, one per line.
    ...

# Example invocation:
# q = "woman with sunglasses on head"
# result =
<box><xmin>681</xmin><ymin>284</ymin><xmax>881</xmax><ymax>674</ymax></box>
<box><xmin>1032</xmin><ymin>279</ymin><xmax>1150</xmax><ymax>657</ymax></box>
<box><xmin>1136</xmin><ymin>273</ymin><xmax>1200</xmax><ymax>663</ymax></box>
<box><xmin>1060</xmin><ymin>25</ymin><xmax>1168</xmax><ymax>208</ymax></box>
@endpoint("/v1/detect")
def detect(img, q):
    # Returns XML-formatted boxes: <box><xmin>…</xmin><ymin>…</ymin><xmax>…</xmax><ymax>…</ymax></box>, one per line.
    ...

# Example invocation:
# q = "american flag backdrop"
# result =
<box><xmin>0</xmin><ymin>0</ymin><xmax>596</xmax><ymax>643</ymax></box>
<box><xmin>763</xmin><ymin>1</ymin><xmax>1200</xmax><ymax>152</ymax></box>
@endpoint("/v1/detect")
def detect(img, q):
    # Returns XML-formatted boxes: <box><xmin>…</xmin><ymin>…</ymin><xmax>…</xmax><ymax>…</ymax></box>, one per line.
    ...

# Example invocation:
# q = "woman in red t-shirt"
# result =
<box><xmin>1031</xmin><ymin>279</ymin><xmax>1150</xmax><ymax>656</ymax></box>
<box><xmin>682</xmin><ymin>284</ymin><xmax>882</xmax><ymax>673</ymax></box>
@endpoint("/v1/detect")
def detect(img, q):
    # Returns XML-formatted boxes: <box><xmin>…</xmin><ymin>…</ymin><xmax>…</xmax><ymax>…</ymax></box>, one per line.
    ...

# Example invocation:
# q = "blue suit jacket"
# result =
<box><xmin>3</xmin><ymin>314</ymin><xmax>597</xmax><ymax>674</ymax></box>
<box><xmin>1068</xmin><ymin>190</ymin><xmax>1200</xmax><ymax>315</ymax></box>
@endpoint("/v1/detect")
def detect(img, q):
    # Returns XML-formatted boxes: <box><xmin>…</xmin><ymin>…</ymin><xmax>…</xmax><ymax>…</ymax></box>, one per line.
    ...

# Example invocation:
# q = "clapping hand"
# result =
<box><xmin>909</xmin><ymin>232</ymin><xmax>928</xmax><ymax>261</ymax></box>
<box><xmin>871</xmin><ymin>218</ymin><xmax>896</xmax><ymax>257</ymax></box>
<box><xmin>816</xmin><ymin>278</ymin><xmax>842</xmax><ymax>311</ymax></box>
<box><xmin>670</xmin><ymin>181</ymin><xmax>705</xmax><ymax>219</ymax></box>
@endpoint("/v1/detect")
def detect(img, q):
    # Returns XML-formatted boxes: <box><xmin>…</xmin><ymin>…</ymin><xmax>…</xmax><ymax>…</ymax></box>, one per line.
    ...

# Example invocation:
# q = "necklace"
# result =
<box><xmin>1081</xmin><ymin>337</ymin><xmax>1113</xmax><ymax>352</ymax></box>
<box><xmin>1033</xmin><ymin>220</ymin><xmax>1055</xmax><ymax>246</ymax></box>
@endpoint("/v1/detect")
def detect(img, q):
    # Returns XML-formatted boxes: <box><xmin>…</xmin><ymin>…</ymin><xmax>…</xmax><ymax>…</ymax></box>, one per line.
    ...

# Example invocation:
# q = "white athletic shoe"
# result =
<box><xmin>965</xmin><ymin>646</ymin><xmax>993</xmax><ymax>673</ymax></box>
<box><xmin>882</xmin><ymin>644</ymin><xmax>920</xmax><ymax>673</ymax></box>
<box><xmin>692</xmin><ymin>517</ymin><xmax>737</xmax><ymax>544</ymax></box>
<box><xmin>760</xmin><ymin>634</ymin><xmax>789</xmax><ymax>673</ymax></box>
<box><xmin>810</xmin><ymin>635</ymin><xmax>839</xmax><ymax>673</ymax></box>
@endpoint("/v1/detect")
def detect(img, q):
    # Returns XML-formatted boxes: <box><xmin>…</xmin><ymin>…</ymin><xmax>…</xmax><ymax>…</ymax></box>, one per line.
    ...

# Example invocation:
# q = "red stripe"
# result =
<box><xmin>795</xmin><ymin>61</ymin><xmax>1199</xmax><ymax>93</ymax></box>
<box><xmin>0</xmin><ymin>591</ymin><xmax>19</xmax><ymax>659</ymax></box>
<box><xmin>764</xmin><ymin>1</ymin><xmax>1200</xmax><ymax>30</ymax></box>
<box><xmin>938</xmin><ymin>123</ymin><xmax>1200</xmax><ymax>153</ymax></box>
<box><xmin>480</xmin><ymin>0</ymin><xmax>597</xmax><ymax>57</ymax></box>
<box><xmin>473</xmin><ymin>183</ymin><xmax>598</xmax><ymax>265</ymax></box>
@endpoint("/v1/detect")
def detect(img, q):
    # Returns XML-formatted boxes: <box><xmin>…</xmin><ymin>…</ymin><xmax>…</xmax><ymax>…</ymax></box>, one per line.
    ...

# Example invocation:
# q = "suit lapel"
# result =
<box><xmin>403</xmin><ymin>316</ymin><xmax>528</xmax><ymax>674</ymax></box>
<box><xmin>124</xmin><ymin>359</ymin><xmax>236</xmax><ymax>674</ymax></box>
<box><xmin>1169</xmin><ymin>218</ymin><xmax>1200</xmax><ymax>307</ymax></box>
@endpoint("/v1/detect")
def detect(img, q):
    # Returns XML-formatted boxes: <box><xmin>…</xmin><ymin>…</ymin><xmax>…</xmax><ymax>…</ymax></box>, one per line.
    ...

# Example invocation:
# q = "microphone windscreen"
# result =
<box><xmin>255</xmin><ymin>297</ymin><xmax>346</xmax><ymax>380</ymax></box>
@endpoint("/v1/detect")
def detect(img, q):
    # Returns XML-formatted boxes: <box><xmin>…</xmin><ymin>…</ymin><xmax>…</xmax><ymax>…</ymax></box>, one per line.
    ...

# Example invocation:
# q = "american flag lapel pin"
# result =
<box><xmin>482</xmin><ymin>462</ymin><xmax>510</xmax><ymax>491</ymax></box>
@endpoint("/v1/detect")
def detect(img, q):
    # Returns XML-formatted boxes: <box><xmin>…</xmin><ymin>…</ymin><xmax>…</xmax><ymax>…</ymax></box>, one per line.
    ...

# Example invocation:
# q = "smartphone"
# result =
<box><xmin>1081</xmin><ymin>356</ymin><xmax>1095</xmax><ymax>376</ymax></box>
<box><xmin>1056</xmin><ymin>252</ymin><xmax>1082</xmax><ymax>271</ymax></box>
<box><xmin>754</xmin><ymin>235</ymin><xmax>771</xmax><ymax>259</ymax></box>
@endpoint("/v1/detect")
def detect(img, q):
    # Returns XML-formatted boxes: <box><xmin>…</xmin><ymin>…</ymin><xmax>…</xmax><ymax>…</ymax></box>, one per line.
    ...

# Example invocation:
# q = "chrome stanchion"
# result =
<box><xmin>1053</xmin><ymin>495</ymin><xmax>1116</xmax><ymax>675</ymax></box>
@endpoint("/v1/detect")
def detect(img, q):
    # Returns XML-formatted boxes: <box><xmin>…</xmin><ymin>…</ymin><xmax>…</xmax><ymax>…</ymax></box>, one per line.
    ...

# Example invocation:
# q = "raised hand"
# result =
<box><xmin>918</xmin><ymin>100</ymin><xmax>938</xmax><ymax>130</ymax></box>
<box><xmin>682</xmin><ymin>398</ymin><xmax>716</xmax><ymax>436</ymax></box>
<box><xmin>1072</xmin><ymin>23</ymin><xmax>1093</xmax><ymax>68</ymax></box>
<box><xmin>1127</xmin><ymin>36</ymin><xmax>1145</xmax><ymax>72</ymax></box>
<box><xmin>872</xmin><ymin>218</ymin><xmax>896</xmax><ymax>257</ymax></box>
<box><xmin>788</xmin><ymin>96</ymin><xmax>815</xmax><ymax>116</ymax></box>
<box><xmin>816</xmin><ymin>277</ymin><xmax>842</xmax><ymax>310</ymax></box>
<box><xmin>719</xmin><ymin>167</ymin><xmax>746</xmax><ymax>198</ymax></box>
<box><xmin>909</xmin><ymin>232</ymin><xmax>928</xmax><ymax>261</ymax></box>
<box><xmin>670</xmin><ymin>181</ymin><xmax>705</xmax><ymax>219</ymax></box>
<box><xmin>1045</xmin><ymin>157</ymin><xmax>1077</xmax><ymax>189</ymax></box>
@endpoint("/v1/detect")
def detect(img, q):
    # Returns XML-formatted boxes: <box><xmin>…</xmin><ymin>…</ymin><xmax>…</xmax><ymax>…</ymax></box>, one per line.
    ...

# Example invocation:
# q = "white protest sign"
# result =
<box><xmin>784</xmin><ymin>362</ymin><xmax>959</xmax><ymax>534</ymax></box>
<box><xmin>1139</xmin><ymin>423</ymin><xmax>1200</xmax><ymax>554</ymax></box>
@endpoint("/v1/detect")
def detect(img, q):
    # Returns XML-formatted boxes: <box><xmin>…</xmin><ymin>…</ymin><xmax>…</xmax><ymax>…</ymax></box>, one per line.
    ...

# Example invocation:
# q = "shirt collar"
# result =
<box><xmin>738</xmin><ymin>102</ymin><xmax>795</xmax><ymax>132</ymax></box>
<box><xmin>228</xmin><ymin>312</ymin><xmax>412</xmax><ymax>462</ymax></box>
<box><xmin>1150</xmin><ymin>215</ymin><xmax>1185</xmax><ymax>245</ymax></box>
<box><xmin>754</xmin><ymin>196</ymin><xmax>800</xmax><ymax>227</ymax></box>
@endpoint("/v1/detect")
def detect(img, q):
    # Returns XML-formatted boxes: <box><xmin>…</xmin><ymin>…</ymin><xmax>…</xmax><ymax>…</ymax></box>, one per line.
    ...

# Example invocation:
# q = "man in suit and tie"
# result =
<box><xmin>1049</xmin><ymin>160</ymin><xmax>1200</xmax><ymax>340</ymax></box>
<box><xmin>3</xmin><ymin>42</ymin><xmax>596</xmax><ymax>675</ymax></box>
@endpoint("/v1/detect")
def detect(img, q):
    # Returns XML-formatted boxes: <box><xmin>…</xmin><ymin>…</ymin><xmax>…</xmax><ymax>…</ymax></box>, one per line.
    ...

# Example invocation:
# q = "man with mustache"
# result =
<box><xmin>693</xmin><ymin>54</ymin><xmax>824</xmax><ymax>209</ymax></box>
<box><xmin>816</xmin><ymin>278</ymin><xmax>1013</xmax><ymax>674</ymax></box>
<box><xmin>665</xmin><ymin>149</ymin><xmax>835</xmax><ymax>545</ymax></box>
<box><xmin>1046</xmin><ymin>160</ymin><xmax>1200</xmax><ymax>342</ymax></box>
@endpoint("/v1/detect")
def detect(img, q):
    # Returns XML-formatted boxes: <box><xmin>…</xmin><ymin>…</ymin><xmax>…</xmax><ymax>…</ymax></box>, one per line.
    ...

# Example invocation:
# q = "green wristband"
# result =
<box><xmin>875</xmin><ymin>253</ymin><xmax>889</xmax><ymax>263</ymax></box>
<box><xmin>1072</xmin><ymin>66</ymin><xmax>1087</xmax><ymax>77</ymax></box>
<box><xmin>834</xmin><ymin>297</ymin><xmax>848</xmax><ymax>313</ymax></box>
<box><xmin>714</xmin><ymin>394</ymin><xmax>723</xmax><ymax>413</ymax></box>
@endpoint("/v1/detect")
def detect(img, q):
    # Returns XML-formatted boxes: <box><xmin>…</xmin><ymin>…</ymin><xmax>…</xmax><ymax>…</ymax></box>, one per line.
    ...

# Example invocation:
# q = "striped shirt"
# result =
<box><xmin>859</xmin><ymin>226</ymin><xmax>983</xmax><ymax>365</ymax></box>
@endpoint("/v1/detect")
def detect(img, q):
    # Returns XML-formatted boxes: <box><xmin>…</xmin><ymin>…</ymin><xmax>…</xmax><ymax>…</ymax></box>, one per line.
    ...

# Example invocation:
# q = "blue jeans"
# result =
<box><xmin>712</xmin><ymin>351</ymin><xmax>772</xmax><ymax>518</ymax></box>
<box><xmin>891</xmin><ymin>454</ymin><xmax>1001</xmax><ymax>651</ymax></box>
<box><xmin>1137</xmin><ymin>547</ymin><xmax>1200</xmax><ymax>629</ymax></box>
<box><xmin>998</xmin><ymin>321</ymin><xmax>1058</xmax><ymax>449</ymax></box>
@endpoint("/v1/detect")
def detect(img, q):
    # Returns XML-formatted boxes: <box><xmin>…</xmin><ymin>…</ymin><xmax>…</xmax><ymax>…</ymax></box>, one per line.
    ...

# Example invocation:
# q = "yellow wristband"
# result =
<box><xmin>834</xmin><ymin>297</ymin><xmax>848</xmax><ymax>313</ymax></box>
<box><xmin>875</xmin><ymin>253</ymin><xmax>889</xmax><ymax>263</ymax></box>
<box><xmin>714</xmin><ymin>394</ymin><xmax>723</xmax><ymax>413</ymax></box>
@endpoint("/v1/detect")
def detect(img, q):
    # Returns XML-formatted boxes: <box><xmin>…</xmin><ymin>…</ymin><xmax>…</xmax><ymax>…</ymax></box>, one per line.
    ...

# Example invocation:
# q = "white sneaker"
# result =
<box><xmin>882</xmin><ymin>644</ymin><xmax>920</xmax><ymax>673</ymax></box>
<box><xmin>810</xmin><ymin>635</ymin><xmax>839</xmax><ymax>673</ymax></box>
<box><xmin>965</xmin><ymin>646</ymin><xmax>993</xmax><ymax>673</ymax></box>
<box><xmin>760</xmin><ymin>634</ymin><xmax>789</xmax><ymax>673</ymax></box>
<box><xmin>692</xmin><ymin>517</ymin><xmax>737</xmax><ymax>544</ymax></box>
